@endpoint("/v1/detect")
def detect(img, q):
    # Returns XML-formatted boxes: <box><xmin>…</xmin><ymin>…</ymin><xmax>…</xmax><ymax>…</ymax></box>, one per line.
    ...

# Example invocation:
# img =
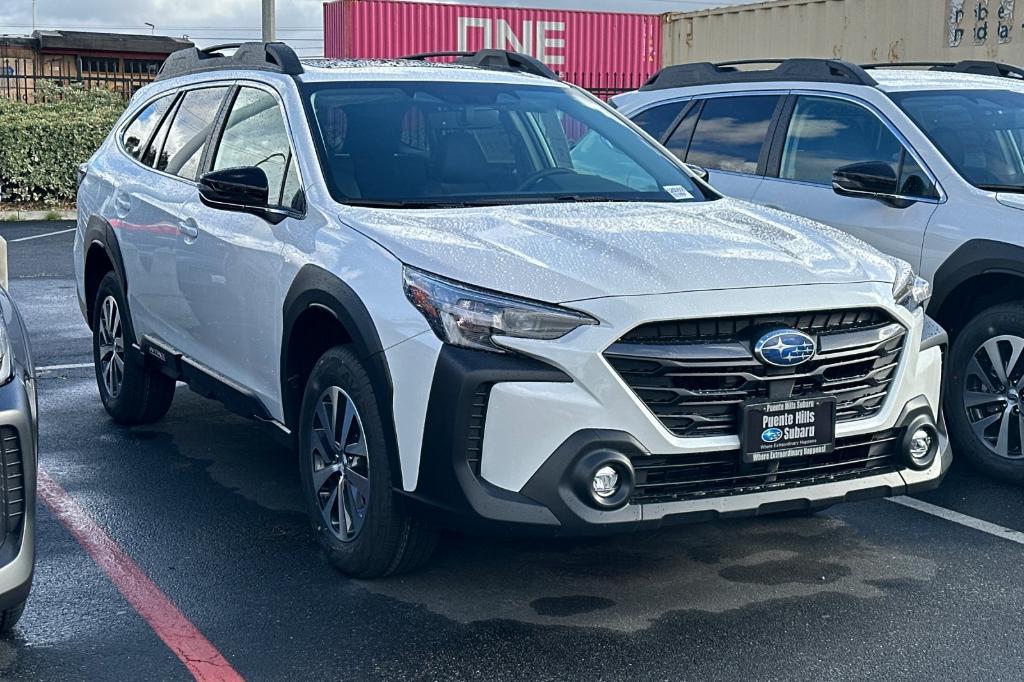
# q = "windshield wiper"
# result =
<box><xmin>976</xmin><ymin>183</ymin><xmax>1024</xmax><ymax>194</ymax></box>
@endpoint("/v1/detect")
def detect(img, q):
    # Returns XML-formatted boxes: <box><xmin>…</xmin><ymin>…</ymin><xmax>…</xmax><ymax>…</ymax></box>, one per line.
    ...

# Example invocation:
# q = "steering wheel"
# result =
<box><xmin>516</xmin><ymin>167</ymin><xmax>577</xmax><ymax>192</ymax></box>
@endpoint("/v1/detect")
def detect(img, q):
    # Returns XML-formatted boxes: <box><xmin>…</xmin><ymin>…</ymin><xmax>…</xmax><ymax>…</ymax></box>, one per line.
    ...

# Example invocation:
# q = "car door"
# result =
<box><xmin>633</xmin><ymin>94</ymin><xmax>784</xmax><ymax>201</ymax></box>
<box><xmin>172</xmin><ymin>84</ymin><xmax>303</xmax><ymax>409</ymax></box>
<box><xmin>752</xmin><ymin>94</ymin><xmax>940</xmax><ymax>269</ymax></box>
<box><xmin>115</xmin><ymin>85</ymin><xmax>232</xmax><ymax>351</ymax></box>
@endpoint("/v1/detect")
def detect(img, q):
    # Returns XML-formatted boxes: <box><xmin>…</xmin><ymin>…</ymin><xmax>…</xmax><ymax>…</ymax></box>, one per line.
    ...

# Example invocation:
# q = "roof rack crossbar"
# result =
<box><xmin>400</xmin><ymin>48</ymin><xmax>560</xmax><ymax>81</ymax></box>
<box><xmin>640</xmin><ymin>58</ymin><xmax>876</xmax><ymax>91</ymax></box>
<box><xmin>156</xmin><ymin>41</ymin><xmax>303</xmax><ymax>81</ymax></box>
<box><xmin>862</xmin><ymin>60</ymin><xmax>1024</xmax><ymax>80</ymax></box>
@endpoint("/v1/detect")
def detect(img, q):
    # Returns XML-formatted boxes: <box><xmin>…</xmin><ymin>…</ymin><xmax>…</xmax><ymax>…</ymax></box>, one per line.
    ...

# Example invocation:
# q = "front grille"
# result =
<box><xmin>606</xmin><ymin>309</ymin><xmax>906</xmax><ymax>438</ymax></box>
<box><xmin>630</xmin><ymin>429</ymin><xmax>902</xmax><ymax>504</ymax></box>
<box><xmin>0</xmin><ymin>427</ymin><xmax>24</xmax><ymax>536</ymax></box>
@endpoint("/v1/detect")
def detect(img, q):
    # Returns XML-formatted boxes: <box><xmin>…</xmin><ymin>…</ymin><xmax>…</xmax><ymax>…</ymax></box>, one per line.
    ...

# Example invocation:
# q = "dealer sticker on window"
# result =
<box><xmin>663</xmin><ymin>185</ymin><xmax>694</xmax><ymax>201</ymax></box>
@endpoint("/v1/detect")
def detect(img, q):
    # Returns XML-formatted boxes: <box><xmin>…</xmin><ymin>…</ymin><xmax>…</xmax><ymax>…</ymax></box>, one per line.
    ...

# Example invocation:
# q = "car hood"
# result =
<box><xmin>338</xmin><ymin>199</ymin><xmax>899</xmax><ymax>303</ymax></box>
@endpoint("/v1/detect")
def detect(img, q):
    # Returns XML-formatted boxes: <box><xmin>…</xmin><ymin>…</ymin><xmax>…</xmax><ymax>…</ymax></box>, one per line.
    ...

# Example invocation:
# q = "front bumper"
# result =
<box><xmin>389</xmin><ymin>283</ymin><xmax>949</xmax><ymax>535</ymax></box>
<box><xmin>397</xmin><ymin>348</ymin><xmax>950</xmax><ymax>537</ymax></box>
<box><xmin>0</xmin><ymin>373</ymin><xmax>36</xmax><ymax>608</ymax></box>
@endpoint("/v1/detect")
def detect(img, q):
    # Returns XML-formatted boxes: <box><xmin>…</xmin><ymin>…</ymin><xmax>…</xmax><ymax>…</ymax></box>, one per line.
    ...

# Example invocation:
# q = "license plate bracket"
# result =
<box><xmin>741</xmin><ymin>396</ymin><xmax>837</xmax><ymax>464</ymax></box>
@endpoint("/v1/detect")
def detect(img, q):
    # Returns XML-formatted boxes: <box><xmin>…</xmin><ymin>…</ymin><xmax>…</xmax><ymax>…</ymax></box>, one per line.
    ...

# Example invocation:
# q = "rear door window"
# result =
<box><xmin>122</xmin><ymin>94</ymin><xmax>175</xmax><ymax>161</ymax></box>
<box><xmin>631</xmin><ymin>101</ymin><xmax>689</xmax><ymax>142</ymax></box>
<box><xmin>686</xmin><ymin>95</ymin><xmax>781</xmax><ymax>174</ymax></box>
<box><xmin>156</xmin><ymin>86</ymin><xmax>230</xmax><ymax>180</ymax></box>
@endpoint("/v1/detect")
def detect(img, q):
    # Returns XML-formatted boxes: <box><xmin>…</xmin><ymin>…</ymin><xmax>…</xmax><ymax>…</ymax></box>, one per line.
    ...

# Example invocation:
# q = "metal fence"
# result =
<box><xmin>1</xmin><ymin>64</ymin><xmax>156</xmax><ymax>103</ymax></box>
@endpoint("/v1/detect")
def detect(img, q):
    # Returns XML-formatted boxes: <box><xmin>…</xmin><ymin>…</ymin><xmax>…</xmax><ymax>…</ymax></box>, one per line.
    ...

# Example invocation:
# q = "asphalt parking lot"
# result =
<box><xmin>2</xmin><ymin>220</ymin><xmax>1024</xmax><ymax>680</ymax></box>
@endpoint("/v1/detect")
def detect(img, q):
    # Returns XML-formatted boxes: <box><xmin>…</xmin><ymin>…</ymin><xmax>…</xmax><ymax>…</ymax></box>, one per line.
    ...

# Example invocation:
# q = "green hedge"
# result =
<box><xmin>0</xmin><ymin>83</ymin><xmax>125</xmax><ymax>205</ymax></box>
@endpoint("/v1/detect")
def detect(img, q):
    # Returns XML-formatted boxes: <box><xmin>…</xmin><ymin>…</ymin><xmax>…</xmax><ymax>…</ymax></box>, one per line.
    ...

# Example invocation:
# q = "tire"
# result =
<box><xmin>0</xmin><ymin>600</ymin><xmax>26</xmax><ymax>636</ymax></box>
<box><xmin>298</xmin><ymin>346</ymin><xmax>438</xmax><ymax>578</ymax></box>
<box><xmin>945</xmin><ymin>302</ymin><xmax>1024</xmax><ymax>484</ymax></box>
<box><xmin>92</xmin><ymin>272</ymin><xmax>175</xmax><ymax>425</ymax></box>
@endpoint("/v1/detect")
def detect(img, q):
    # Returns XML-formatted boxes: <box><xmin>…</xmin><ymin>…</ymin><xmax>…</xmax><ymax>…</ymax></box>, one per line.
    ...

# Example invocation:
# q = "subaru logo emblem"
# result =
<box><xmin>761</xmin><ymin>427</ymin><xmax>783</xmax><ymax>443</ymax></box>
<box><xmin>754</xmin><ymin>329</ymin><xmax>816</xmax><ymax>367</ymax></box>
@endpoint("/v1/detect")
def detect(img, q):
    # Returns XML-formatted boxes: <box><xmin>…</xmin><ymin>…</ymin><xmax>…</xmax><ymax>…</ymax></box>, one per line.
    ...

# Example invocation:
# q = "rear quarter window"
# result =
<box><xmin>121</xmin><ymin>94</ymin><xmax>175</xmax><ymax>161</ymax></box>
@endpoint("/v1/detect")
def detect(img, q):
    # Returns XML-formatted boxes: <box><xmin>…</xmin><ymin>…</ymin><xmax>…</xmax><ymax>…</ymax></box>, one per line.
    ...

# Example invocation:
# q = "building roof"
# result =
<box><xmin>2</xmin><ymin>30</ymin><xmax>193</xmax><ymax>56</ymax></box>
<box><xmin>35</xmin><ymin>30</ymin><xmax>193</xmax><ymax>55</ymax></box>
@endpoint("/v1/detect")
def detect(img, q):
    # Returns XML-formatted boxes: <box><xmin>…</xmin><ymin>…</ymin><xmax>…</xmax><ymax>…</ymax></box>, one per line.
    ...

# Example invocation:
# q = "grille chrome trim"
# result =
<box><xmin>606</xmin><ymin>309</ymin><xmax>906</xmax><ymax>438</ymax></box>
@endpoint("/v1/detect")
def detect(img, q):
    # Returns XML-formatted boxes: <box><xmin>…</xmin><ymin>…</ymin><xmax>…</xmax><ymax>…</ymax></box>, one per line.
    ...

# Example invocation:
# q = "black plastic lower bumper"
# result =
<box><xmin>396</xmin><ymin>347</ymin><xmax>948</xmax><ymax>537</ymax></box>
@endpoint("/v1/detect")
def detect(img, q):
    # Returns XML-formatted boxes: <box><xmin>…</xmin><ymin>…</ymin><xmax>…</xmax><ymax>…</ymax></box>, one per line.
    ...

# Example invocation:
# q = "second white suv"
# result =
<box><xmin>77</xmin><ymin>44</ymin><xmax>948</xmax><ymax>577</ymax></box>
<box><xmin>614</xmin><ymin>59</ymin><xmax>1024</xmax><ymax>483</ymax></box>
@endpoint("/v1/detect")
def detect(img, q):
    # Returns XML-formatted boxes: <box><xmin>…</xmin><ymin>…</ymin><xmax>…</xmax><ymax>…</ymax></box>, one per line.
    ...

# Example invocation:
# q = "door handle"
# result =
<box><xmin>179</xmin><ymin>218</ymin><xmax>199</xmax><ymax>242</ymax></box>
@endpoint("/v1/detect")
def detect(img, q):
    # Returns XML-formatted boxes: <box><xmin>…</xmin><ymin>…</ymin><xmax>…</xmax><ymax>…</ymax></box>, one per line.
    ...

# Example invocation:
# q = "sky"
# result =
<box><xmin>0</xmin><ymin>0</ymin><xmax>752</xmax><ymax>56</ymax></box>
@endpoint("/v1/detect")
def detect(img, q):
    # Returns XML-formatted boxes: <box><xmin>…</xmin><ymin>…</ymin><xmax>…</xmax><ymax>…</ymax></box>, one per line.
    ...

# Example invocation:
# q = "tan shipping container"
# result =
<box><xmin>662</xmin><ymin>0</ymin><xmax>1024</xmax><ymax>67</ymax></box>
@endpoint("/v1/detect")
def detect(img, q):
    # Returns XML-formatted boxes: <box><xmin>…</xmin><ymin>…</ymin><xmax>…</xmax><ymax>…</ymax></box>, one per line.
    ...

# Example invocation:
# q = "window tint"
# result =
<box><xmin>214</xmin><ymin>88</ymin><xmax>299</xmax><ymax>208</ymax></box>
<box><xmin>781</xmin><ymin>96</ymin><xmax>902</xmax><ymax>185</ymax></box>
<box><xmin>663</xmin><ymin>103</ymin><xmax>700</xmax><ymax>162</ymax></box>
<box><xmin>157</xmin><ymin>87</ymin><xmax>229</xmax><ymax>180</ymax></box>
<box><xmin>631</xmin><ymin>101</ymin><xmax>687</xmax><ymax>141</ymax></box>
<box><xmin>781</xmin><ymin>97</ymin><xmax>936</xmax><ymax>198</ymax></box>
<box><xmin>687</xmin><ymin>96</ymin><xmax>780</xmax><ymax>174</ymax></box>
<box><xmin>122</xmin><ymin>94</ymin><xmax>174</xmax><ymax>161</ymax></box>
<box><xmin>303</xmin><ymin>81</ymin><xmax>704</xmax><ymax>206</ymax></box>
<box><xmin>892</xmin><ymin>89</ymin><xmax>1024</xmax><ymax>191</ymax></box>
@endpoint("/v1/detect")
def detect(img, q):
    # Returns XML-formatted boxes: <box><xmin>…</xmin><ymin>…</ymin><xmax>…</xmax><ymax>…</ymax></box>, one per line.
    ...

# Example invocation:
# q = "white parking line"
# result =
<box><xmin>37</xmin><ymin>362</ymin><xmax>93</xmax><ymax>372</ymax></box>
<box><xmin>9</xmin><ymin>227</ymin><xmax>76</xmax><ymax>243</ymax></box>
<box><xmin>888</xmin><ymin>496</ymin><xmax>1024</xmax><ymax>546</ymax></box>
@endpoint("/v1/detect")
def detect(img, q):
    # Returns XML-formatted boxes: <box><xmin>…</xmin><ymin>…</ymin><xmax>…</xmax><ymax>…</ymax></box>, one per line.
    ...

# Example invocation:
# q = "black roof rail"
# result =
<box><xmin>156</xmin><ymin>41</ymin><xmax>303</xmax><ymax>81</ymax></box>
<box><xmin>640</xmin><ymin>58</ymin><xmax>877</xmax><ymax>91</ymax></box>
<box><xmin>862</xmin><ymin>60</ymin><xmax>1024</xmax><ymax>80</ymax></box>
<box><xmin>400</xmin><ymin>49</ymin><xmax>560</xmax><ymax>81</ymax></box>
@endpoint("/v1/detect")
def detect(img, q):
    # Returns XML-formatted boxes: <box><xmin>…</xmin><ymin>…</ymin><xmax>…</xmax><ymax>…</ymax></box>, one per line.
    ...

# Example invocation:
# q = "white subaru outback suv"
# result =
<box><xmin>76</xmin><ymin>44</ymin><xmax>948</xmax><ymax>577</ymax></box>
<box><xmin>614</xmin><ymin>59</ymin><xmax>1024</xmax><ymax>483</ymax></box>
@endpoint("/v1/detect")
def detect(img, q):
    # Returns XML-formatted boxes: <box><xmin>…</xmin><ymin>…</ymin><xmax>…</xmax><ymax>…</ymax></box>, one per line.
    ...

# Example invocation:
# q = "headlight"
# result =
<box><xmin>892</xmin><ymin>261</ymin><xmax>932</xmax><ymax>312</ymax></box>
<box><xmin>403</xmin><ymin>267</ymin><xmax>598</xmax><ymax>353</ymax></box>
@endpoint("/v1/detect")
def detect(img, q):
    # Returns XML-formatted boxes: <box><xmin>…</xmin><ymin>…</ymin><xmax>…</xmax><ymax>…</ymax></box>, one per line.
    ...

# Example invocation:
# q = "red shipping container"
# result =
<box><xmin>323</xmin><ymin>0</ymin><xmax>662</xmax><ymax>95</ymax></box>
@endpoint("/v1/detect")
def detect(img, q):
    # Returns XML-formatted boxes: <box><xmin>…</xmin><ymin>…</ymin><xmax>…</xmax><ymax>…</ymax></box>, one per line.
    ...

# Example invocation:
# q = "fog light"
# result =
<box><xmin>909</xmin><ymin>429</ymin><xmax>933</xmax><ymax>461</ymax></box>
<box><xmin>592</xmin><ymin>466</ymin><xmax>620</xmax><ymax>499</ymax></box>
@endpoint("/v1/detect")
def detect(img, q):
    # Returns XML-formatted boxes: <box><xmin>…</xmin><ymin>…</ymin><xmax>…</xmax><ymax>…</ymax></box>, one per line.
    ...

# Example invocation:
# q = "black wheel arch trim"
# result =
<box><xmin>929</xmin><ymin>239</ymin><xmax>1024</xmax><ymax>323</ymax></box>
<box><xmin>82</xmin><ymin>215</ymin><xmax>129</xmax><ymax>328</ymax></box>
<box><xmin>281</xmin><ymin>264</ymin><xmax>404</xmax><ymax>486</ymax></box>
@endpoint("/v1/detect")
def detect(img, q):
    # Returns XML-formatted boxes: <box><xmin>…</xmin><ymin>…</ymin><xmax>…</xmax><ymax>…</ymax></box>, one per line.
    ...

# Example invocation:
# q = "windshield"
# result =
<box><xmin>301</xmin><ymin>80</ymin><xmax>706</xmax><ymax>207</ymax></box>
<box><xmin>892</xmin><ymin>88</ymin><xmax>1024</xmax><ymax>192</ymax></box>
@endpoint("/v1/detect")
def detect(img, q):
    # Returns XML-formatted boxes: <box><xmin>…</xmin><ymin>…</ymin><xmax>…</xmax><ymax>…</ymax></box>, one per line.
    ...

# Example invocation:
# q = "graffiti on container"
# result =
<box><xmin>457</xmin><ymin>17</ymin><xmax>566</xmax><ymax>65</ymax></box>
<box><xmin>949</xmin><ymin>0</ymin><xmax>965</xmax><ymax>46</ymax></box>
<box><xmin>999</xmin><ymin>0</ymin><xmax>1015</xmax><ymax>43</ymax></box>
<box><xmin>949</xmin><ymin>0</ymin><xmax>1015</xmax><ymax>46</ymax></box>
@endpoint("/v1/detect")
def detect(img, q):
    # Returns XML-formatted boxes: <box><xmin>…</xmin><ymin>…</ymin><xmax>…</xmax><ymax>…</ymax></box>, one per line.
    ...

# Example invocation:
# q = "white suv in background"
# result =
<box><xmin>615</xmin><ymin>59</ymin><xmax>1024</xmax><ymax>483</ymax></box>
<box><xmin>76</xmin><ymin>44</ymin><xmax>948</xmax><ymax>577</ymax></box>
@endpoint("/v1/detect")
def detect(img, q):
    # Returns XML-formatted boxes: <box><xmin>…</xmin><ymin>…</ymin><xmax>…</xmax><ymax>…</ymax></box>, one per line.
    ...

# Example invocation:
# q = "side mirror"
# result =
<box><xmin>199</xmin><ymin>167</ymin><xmax>290</xmax><ymax>224</ymax></box>
<box><xmin>686</xmin><ymin>163</ymin><xmax>710</xmax><ymax>183</ymax></box>
<box><xmin>832</xmin><ymin>161</ymin><xmax>914</xmax><ymax>208</ymax></box>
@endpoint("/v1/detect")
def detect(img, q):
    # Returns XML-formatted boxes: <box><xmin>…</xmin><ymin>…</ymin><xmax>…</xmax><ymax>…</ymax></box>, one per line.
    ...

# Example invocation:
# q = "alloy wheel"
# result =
<box><xmin>97</xmin><ymin>295</ymin><xmax>126</xmax><ymax>399</ymax></box>
<box><xmin>963</xmin><ymin>335</ymin><xmax>1024</xmax><ymax>459</ymax></box>
<box><xmin>310</xmin><ymin>386</ymin><xmax>370</xmax><ymax>542</ymax></box>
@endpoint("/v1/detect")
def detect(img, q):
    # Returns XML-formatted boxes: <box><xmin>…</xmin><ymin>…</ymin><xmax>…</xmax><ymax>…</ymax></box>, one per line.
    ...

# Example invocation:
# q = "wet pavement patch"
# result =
<box><xmin>530</xmin><ymin>595</ymin><xmax>616</xmax><ymax>617</ymax></box>
<box><xmin>718</xmin><ymin>559</ymin><xmax>850</xmax><ymax>585</ymax></box>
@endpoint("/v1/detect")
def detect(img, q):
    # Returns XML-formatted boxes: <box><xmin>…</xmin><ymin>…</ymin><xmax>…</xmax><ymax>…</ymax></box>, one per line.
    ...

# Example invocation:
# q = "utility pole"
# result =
<box><xmin>262</xmin><ymin>0</ymin><xmax>276</xmax><ymax>42</ymax></box>
<box><xmin>31</xmin><ymin>0</ymin><xmax>36</xmax><ymax>32</ymax></box>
